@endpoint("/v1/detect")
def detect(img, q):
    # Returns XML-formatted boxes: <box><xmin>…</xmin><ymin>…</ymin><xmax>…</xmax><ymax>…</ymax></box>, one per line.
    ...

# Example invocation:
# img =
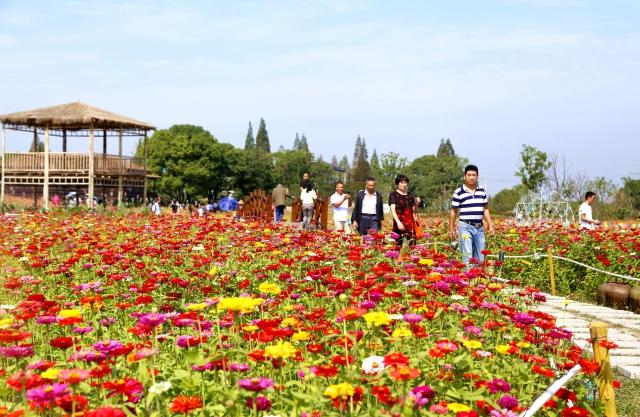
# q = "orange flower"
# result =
<box><xmin>389</xmin><ymin>365</ymin><xmax>421</xmax><ymax>381</ymax></box>
<box><xmin>337</xmin><ymin>307</ymin><xmax>366</xmax><ymax>321</ymax></box>
<box><xmin>170</xmin><ymin>396</ymin><xmax>202</xmax><ymax>414</ymax></box>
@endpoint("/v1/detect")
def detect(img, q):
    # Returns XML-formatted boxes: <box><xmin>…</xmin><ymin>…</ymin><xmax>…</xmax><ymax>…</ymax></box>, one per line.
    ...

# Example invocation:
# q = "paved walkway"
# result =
<box><xmin>537</xmin><ymin>295</ymin><xmax>640</xmax><ymax>379</ymax></box>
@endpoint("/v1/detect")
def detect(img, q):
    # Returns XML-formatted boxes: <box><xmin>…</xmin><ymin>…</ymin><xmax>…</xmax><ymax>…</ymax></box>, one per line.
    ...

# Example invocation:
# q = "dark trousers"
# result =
<box><xmin>275</xmin><ymin>205</ymin><xmax>285</xmax><ymax>222</ymax></box>
<box><xmin>358</xmin><ymin>215</ymin><xmax>378</xmax><ymax>235</ymax></box>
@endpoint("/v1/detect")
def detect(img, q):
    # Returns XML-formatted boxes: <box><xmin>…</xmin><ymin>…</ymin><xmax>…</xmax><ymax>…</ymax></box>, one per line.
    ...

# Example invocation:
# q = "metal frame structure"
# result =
<box><xmin>513</xmin><ymin>192</ymin><xmax>575</xmax><ymax>226</ymax></box>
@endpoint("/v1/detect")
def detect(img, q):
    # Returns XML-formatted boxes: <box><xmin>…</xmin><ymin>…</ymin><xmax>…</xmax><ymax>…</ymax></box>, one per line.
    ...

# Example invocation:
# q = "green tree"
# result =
<box><xmin>255</xmin><ymin>118</ymin><xmax>271</xmax><ymax>153</ymax></box>
<box><xmin>293</xmin><ymin>133</ymin><xmax>301</xmax><ymax>150</ymax></box>
<box><xmin>232</xmin><ymin>148</ymin><xmax>275</xmax><ymax>196</ymax></box>
<box><xmin>29</xmin><ymin>136</ymin><xmax>44</xmax><ymax>152</ymax></box>
<box><xmin>299</xmin><ymin>134</ymin><xmax>310</xmax><ymax>153</ymax></box>
<box><xmin>309</xmin><ymin>158</ymin><xmax>336</xmax><ymax>196</ymax></box>
<box><xmin>244</xmin><ymin>122</ymin><xmax>255</xmax><ymax>150</ymax></box>
<box><xmin>515</xmin><ymin>144</ymin><xmax>550</xmax><ymax>192</ymax></box>
<box><xmin>407</xmin><ymin>154</ymin><xmax>466</xmax><ymax>213</ymax></box>
<box><xmin>273</xmin><ymin>149</ymin><xmax>313</xmax><ymax>192</ymax></box>
<box><xmin>585</xmin><ymin>177</ymin><xmax>617</xmax><ymax>204</ymax></box>
<box><xmin>490</xmin><ymin>185</ymin><xmax>526</xmax><ymax>214</ymax></box>
<box><xmin>622</xmin><ymin>177</ymin><xmax>640</xmax><ymax>214</ymax></box>
<box><xmin>370</xmin><ymin>149</ymin><xmax>381</xmax><ymax>179</ymax></box>
<box><xmin>376</xmin><ymin>152</ymin><xmax>408</xmax><ymax>197</ymax></box>
<box><xmin>347</xmin><ymin>135</ymin><xmax>371</xmax><ymax>192</ymax></box>
<box><xmin>137</xmin><ymin>125</ymin><xmax>238</xmax><ymax>201</ymax></box>
<box><xmin>436</xmin><ymin>138</ymin><xmax>456</xmax><ymax>158</ymax></box>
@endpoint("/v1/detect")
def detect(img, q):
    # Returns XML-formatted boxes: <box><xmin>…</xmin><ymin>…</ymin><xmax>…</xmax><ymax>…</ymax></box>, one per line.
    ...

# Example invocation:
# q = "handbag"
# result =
<box><xmin>414</xmin><ymin>212</ymin><xmax>425</xmax><ymax>239</ymax></box>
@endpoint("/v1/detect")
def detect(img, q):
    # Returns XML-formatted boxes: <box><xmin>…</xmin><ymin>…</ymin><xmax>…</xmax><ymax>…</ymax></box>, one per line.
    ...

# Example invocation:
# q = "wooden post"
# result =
<box><xmin>88</xmin><ymin>125</ymin><xmax>94</xmax><ymax>207</ymax></box>
<box><xmin>143</xmin><ymin>131</ymin><xmax>148</xmax><ymax>204</ymax></box>
<box><xmin>1</xmin><ymin>123</ymin><xmax>5</xmax><ymax>204</ymax></box>
<box><xmin>43</xmin><ymin>126</ymin><xmax>50</xmax><ymax>210</ymax></box>
<box><xmin>434</xmin><ymin>240</ymin><xmax>438</xmax><ymax>254</ymax></box>
<box><xmin>62</xmin><ymin>129</ymin><xmax>67</xmax><ymax>153</ymax></box>
<box><xmin>117</xmin><ymin>129</ymin><xmax>123</xmax><ymax>207</ymax></box>
<box><xmin>320</xmin><ymin>196</ymin><xmax>329</xmax><ymax>230</ymax></box>
<box><xmin>547</xmin><ymin>247</ymin><xmax>556</xmax><ymax>296</ymax></box>
<box><xmin>590</xmin><ymin>321</ymin><xmax>617</xmax><ymax>417</ymax></box>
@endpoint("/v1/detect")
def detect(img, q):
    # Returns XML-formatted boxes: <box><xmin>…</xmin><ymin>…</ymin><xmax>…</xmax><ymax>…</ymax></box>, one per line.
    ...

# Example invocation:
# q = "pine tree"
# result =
<box><xmin>370</xmin><ymin>149</ymin><xmax>381</xmax><ymax>176</ymax></box>
<box><xmin>348</xmin><ymin>136</ymin><xmax>371</xmax><ymax>190</ymax></box>
<box><xmin>244</xmin><ymin>122</ymin><xmax>255</xmax><ymax>150</ymax></box>
<box><xmin>299</xmin><ymin>134</ymin><xmax>309</xmax><ymax>153</ymax></box>
<box><xmin>436</xmin><ymin>138</ymin><xmax>456</xmax><ymax>158</ymax></box>
<box><xmin>255</xmin><ymin>118</ymin><xmax>271</xmax><ymax>153</ymax></box>
<box><xmin>293</xmin><ymin>133</ymin><xmax>301</xmax><ymax>150</ymax></box>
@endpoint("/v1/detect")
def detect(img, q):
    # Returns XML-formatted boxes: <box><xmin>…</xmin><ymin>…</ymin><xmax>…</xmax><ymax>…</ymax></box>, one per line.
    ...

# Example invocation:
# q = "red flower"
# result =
<box><xmin>383</xmin><ymin>352</ymin><xmax>409</xmax><ymax>367</ymax></box>
<box><xmin>49</xmin><ymin>336</ymin><xmax>74</xmax><ymax>349</ymax></box>
<box><xmin>371</xmin><ymin>385</ymin><xmax>396</xmax><ymax>406</ymax></box>
<box><xmin>389</xmin><ymin>366</ymin><xmax>421</xmax><ymax>381</ymax></box>
<box><xmin>560</xmin><ymin>406</ymin><xmax>590</xmax><ymax>417</ymax></box>
<box><xmin>170</xmin><ymin>396</ymin><xmax>203</xmax><ymax>414</ymax></box>
<box><xmin>599</xmin><ymin>340</ymin><xmax>618</xmax><ymax>350</ymax></box>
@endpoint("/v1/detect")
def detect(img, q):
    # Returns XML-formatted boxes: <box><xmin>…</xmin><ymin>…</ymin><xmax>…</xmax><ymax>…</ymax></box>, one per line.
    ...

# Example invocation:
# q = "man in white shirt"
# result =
<box><xmin>351</xmin><ymin>177</ymin><xmax>384</xmax><ymax>235</ymax></box>
<box><xmin>330</xmin><ymin>181</ymin><xmax>351</xmax><ymax>233</ymax></box>
<box><xmin>578</xmin><ymin>191</ymin><xmax>600</xmax><ymax>230</ymax></box>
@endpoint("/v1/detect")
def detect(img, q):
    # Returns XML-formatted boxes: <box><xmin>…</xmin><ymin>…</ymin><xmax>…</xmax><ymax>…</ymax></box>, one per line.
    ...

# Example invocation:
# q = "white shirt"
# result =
<box><xmin>361</xmin><ymin>191</ymin><xmax>377</xmax><ymax>215</ymax></box>
<box><xmin>578</xmin><ymin>202</ymin><xmax>594</xmax><ymax>230</ymax></box>
<box><xmin>330</xmin><ymin>192</ymin><xmax>349</xmax><ymax>221</ymax></box>
<box><xmin>301</xmin><ymin>189</ymin><xmax>317</xmax><ymax>206</ymax></box>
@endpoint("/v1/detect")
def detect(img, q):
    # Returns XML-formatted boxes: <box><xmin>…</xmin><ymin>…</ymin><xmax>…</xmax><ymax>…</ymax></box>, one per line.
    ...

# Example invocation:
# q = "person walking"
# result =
<box><xmin>578</xmin><ymin>191</ymin><xmax>601</xmax><ymax>230</ymax></box>
<box><xmin>389</xmin><ymin>174</ymin><xmax>421</xmax><ymax>246</ymax></box>
<box><xmin>300</xmin><ymin>183</ymin><xmax>317</xmax><ymax>229</ymax></box>
<box><xmin>330</xmin><ymin>181</ymin><xmax>351</xmax><ymax>233</ymax></box>
<box><xmin>448</xmin><ymin>165</ymin><xmax>494</xmax><ymax>265</ymax></box>
<box><xmin>272</xmin><ymin>184</ymin><xmax>290</xmax><ymax>222</ymax></box>
<box><xmin>351</xmin><ymin>177</ymin><xmax>384</xmax><ymax>236</ymax></box>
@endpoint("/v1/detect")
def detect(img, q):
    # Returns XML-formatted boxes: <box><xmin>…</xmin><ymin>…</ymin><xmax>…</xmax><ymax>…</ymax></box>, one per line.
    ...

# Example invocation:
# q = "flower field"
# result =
<box><xmin>0</xmin><ymin>211</ymin><xmax>607</xmax><ymax>416</ymax></box>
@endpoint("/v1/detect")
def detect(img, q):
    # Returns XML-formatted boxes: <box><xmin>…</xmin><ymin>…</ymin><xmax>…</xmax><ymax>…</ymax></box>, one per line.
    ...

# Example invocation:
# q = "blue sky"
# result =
<box><xmin>1</xmin><ymin>0</ymin><xmax>639</xmax><ymax>192</ymax></box>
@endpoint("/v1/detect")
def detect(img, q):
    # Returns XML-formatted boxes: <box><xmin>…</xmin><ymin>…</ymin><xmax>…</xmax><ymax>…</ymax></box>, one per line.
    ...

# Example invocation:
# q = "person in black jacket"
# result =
<box><xmin>351</xmin><ymin>177</ymin><xmax>384</xmax><ymax>235</ymax></box>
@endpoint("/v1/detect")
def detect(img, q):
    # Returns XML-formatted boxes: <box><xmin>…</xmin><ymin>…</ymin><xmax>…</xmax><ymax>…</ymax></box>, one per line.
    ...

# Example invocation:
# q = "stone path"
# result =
<box><xmin>538</xmin><ymin>295</ymin><xmax>640</xmax><ymax>379</ymax></box>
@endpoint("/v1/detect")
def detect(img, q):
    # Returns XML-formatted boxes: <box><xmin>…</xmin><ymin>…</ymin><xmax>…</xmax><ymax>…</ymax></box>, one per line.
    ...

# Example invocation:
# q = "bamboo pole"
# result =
<box><xmin>589</xmin><ymin>321</ymin><xmax>617</xmax><ymax>417</ymax></box>
<box><xmin>43</xmin><ymin>126</ymin><xmax>50</xmax><ymax>210</ymax></box>
<box><xmin>1</xmin><ymin>123</ymin><xmax>5</xmax><ymax>204</ymax></box>
<box><xmin>88</xmin><ymin>125</ymin><xmax>94</xmax><ymax>207</ymax></box>
<box><xmin>143</xmin><ymin>131</ymin><xmax>148</xmax><ymax>204</ymax></box>
<box><xmin>118</xmin><ymin>128</ymin><xmax>123</xmax><ymax>207</ymax></box>
<box><xmin>547</xmin><ymin>247</ymin><xmax>556</xmax><ymax>296</ymax></box>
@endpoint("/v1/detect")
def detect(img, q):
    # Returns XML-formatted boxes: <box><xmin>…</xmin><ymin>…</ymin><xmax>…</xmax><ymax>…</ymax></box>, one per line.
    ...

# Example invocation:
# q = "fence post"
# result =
<box><xmin>547</xmin><ymin>247</ymin><xmax>556</xmax><ymax>296</ymax></box>
<box><xmin>433</xmin><ymin>240</ymin><xmax>438</xmax><ymax>254</ymax></box>
<box><xmin>589</xmin><ymin>321</ymin><xmax>617</xmax><ymax>417</ymax></box>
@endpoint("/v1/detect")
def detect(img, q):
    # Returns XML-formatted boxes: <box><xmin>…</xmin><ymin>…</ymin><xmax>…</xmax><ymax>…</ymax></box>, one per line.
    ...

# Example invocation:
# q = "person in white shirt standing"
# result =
<box><xmin>330</xmin><ymin>181</ymin><xmax>351</xmax><ymax>234</ymax></box>
<box><xmin>578</xmin><ymin>191</ymin><xmax>601</xmax><ymax>230</ymax></box>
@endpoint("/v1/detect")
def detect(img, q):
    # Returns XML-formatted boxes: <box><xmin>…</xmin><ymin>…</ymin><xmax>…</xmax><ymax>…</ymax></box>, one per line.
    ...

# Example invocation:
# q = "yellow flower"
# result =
<box><xmin>391</xmin><ymin>328</ymin><xmax>413</xmax><ymax>338</ymax></box>
<box><xmin>58</xmin><ymin>309</ymin><xmax>82</xmax><ymax>319</ymax></box>
<box><xmin>258</xmin><ymin>282</ymin><xmax>281</xmax><ymax>295</ymax></box>
<box><xmin>496</xmin><ymin>344</ymin><xmax>512</xmax><ymax>355</ymax></box>
<box><xmin>487</xmin><ymin>283</ymin><xmax>503</xmax><ymax>291</ymax></box>
<box><xmin>242</xmin><ymin>325</ymin><xmax>259</xmax><ymax>332</ymax></box>
<box><xmin>208</xmin><ymin>266</ymin><xmax>218</xmax><ymax>275</ymax></box>
<box><xmin>264</xmin><ymin>341</ymin><xmax>297</xmax><ymax>360</ymax></box>
<box><xmin>272</xmin><ymin>250</ymin><xmax>283</xmax><ymax>255</ymax></box>
<box><xmin>0</xmin><ymin>318</ymin><xmax>14</xmax><ymax>329</ymax></box>
<box><xmin>41</xmin><ymin>368</ymin><xmax>60</xmax><ymax>380</ymax></box>
<box><xmin>363</xmin><ymin>311</ymin><xmax>391</xmax><ymax>327</ymax></box>
<box><xmin>517</xmin><ymin>341</ymin><xmax>531</xmax><ymax>349</ymax></box>
<box><xmin>292</xmin><ymin>331</ymin><xmax>310</xmax><ymax>341</ymax></box>
<box><xmin>509</xmin><ymin>228</ymin><xmax>517</xmax><ymax>233</ymax></box>
<box><xmin>462</xmin><ymin>339</ymin><xmax>482</xmax><ymax>349</ymax></box>
<box><xmin>324</xmin><ymin>383</ymin><xmax>355</xmax><ymax>400</ymax></box>
<box><xmin>281</xmin><ymin>317</ymin><xmax>299</xmax><ymax>328</ymax></box>
<box><xmin>418</xmin><ymin>258</ymin><xmax>434</xmax><ymax>266</ymax></box>
<box><xmin>448</xmin><ymin>403</ymin><xmax>471</xmax><ymax>413</ymax></box>
<box><xmin>186</xmin><ymin>303</ymin><xmax>207</xmax><ymax>311</ymax></box>
<box><xmin>217</xmin><ymin>297</ymin><xmax>264</xmax><ymax>313</ymax></box>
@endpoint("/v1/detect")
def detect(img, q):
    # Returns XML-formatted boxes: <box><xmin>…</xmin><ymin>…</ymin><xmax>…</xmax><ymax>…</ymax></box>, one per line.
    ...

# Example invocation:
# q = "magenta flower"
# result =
<box><xmin>246</xmin><ymin>395</ymin><xmax>272</xmax><ymax>411</ymax></box>
<box><xmin>497</xmin><ymin>395</ymin><xmax>519</xmax><ymax>410</ymax></box>
<box><xmin>238</xmin><ymin>377</ymin><xmax>275</xmax><ymax>392</ymax></box>
<box><xmin>229</xmin><ymin>362</ymin><xmax>251</xmax><ymax>372</ymax></box>
<box><xmin>409</xmin><ymin>385</ymin><xmax>435</xmax><ymax>408</ymax></box>
<box><xmin>137</xmin><ymin>313</ymin><xmax>168</xmax><ymax>328</ymax></box>
<box><xmin>403</xmin><ymin>313</ymin><xmax>423</xmax><ymax>324</ymax></box>
<box><xmin>26</xmin><ymin>383</ymin><xmax>70</xmax><ymax>407</ymax></box>
<box><xmin>0</xmin><ymin>345</ymin><xmax>34</xmax><ymax>358</ymax></box>
<box><xmin>93</xmin><ymin>339</ymin><xmax>124</xmax><ymax>355</ymax></box>
<box><xmin>512</xmin><ymin>313</ymin><xmax>536</xmax><ymax>327</ymax></box>
<box><xmin>487</xmin><ymin>378</ymin><xmax>512</xmax><ymax>394</ymax></box>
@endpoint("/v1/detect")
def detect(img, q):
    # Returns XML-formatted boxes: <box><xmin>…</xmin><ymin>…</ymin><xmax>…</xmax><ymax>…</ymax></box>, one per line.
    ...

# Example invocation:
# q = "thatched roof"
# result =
<box><xmin>0</xmin><ymin>102</ymin><xmax>155</xmax><ymax>131</ymax></box>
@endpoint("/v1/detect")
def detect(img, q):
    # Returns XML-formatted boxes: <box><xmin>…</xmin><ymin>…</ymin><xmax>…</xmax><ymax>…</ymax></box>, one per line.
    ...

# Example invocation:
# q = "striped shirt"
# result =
<box><xmin>451</xmin><ymin>184</ymin><xmax>488</xmax><ymax>224</ymax></box>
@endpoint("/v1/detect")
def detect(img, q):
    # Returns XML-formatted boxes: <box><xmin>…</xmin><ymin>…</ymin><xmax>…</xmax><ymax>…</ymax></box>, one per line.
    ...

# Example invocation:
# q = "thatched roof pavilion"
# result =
<box><xmin>0</xmin><ymin>102</ymin><xmax>156</xmax><ymax>209</ymax></box>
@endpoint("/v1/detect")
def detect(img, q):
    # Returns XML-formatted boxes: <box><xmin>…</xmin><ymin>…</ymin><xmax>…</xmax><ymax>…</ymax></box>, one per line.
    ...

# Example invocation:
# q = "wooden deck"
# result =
<box><xmin>3</xmin><ymin>152</ymin><xmax>146</xmax><ymax>175</ymax></box>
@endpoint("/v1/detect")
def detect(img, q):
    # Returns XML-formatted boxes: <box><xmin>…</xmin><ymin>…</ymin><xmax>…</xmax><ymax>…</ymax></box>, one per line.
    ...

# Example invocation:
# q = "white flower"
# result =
<box><xmin>388</xmin><ymin>314</ymin><xmax>403</xmax><ymax>321</ymax></box>
<box><xmin>191</xmin><ymin>244</ymin><xmax>205</xmax><ymax>251</ymax></box>
<box><xmin>361</xmin><ymin>355</ymin><xmax>386</xmax><ymax>375</ymax></box>
<box><xmin>149</xmin><ymin>381</ymin><xmax>172</xmax><ymax>395</ymax></box>
<box><xmin>451</xmin><ymin>294</ymin><xmax>465</xmax><ymax>300</ymax></box>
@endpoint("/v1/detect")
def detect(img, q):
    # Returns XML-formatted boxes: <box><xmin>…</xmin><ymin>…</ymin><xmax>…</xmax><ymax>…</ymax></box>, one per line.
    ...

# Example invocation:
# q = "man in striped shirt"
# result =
<box><xmin>448</xmin><ymin>164</ymin><xmax>495</xmax><ymax>265</ymax></box>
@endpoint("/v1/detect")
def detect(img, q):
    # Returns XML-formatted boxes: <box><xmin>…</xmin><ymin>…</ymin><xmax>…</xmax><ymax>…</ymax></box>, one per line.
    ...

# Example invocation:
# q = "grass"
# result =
<box><xmin>615</xmin><ymin>374</ymin><xmax>640</xmax><ymax>417</ymax></box>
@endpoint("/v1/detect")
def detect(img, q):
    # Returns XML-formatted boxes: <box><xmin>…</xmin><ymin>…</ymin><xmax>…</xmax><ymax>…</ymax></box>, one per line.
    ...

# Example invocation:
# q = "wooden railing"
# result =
<box><xmin>2</xmin><ymin>153</ymin><xmax>146</xmax><ymax>175</ymax></box>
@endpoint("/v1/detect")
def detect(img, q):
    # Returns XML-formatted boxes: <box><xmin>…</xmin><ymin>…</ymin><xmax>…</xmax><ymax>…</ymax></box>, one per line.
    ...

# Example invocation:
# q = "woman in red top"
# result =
<box><xmin>389</xmin><ymin>174</ymin><xmax>421</xmax><ymax>246</ymax></box>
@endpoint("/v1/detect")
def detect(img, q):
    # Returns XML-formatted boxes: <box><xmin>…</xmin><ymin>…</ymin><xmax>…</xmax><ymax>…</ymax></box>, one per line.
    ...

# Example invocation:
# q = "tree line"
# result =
<box><xmin>135</xmin><ymin>122</ymin><xmax>640</xmax><ymax>218</ymax></box>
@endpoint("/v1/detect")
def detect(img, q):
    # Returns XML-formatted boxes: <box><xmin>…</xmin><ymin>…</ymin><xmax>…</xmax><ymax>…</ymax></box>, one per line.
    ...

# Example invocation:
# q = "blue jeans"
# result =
<box><xmin>458</xmin><ymin>221</ymin><xmax>485</xmax><ymax>264</ymax></box>
<box><xmin>275</xmin><ymin>205</ymin><xmax>285</xmax><ymax>222</ymax></box>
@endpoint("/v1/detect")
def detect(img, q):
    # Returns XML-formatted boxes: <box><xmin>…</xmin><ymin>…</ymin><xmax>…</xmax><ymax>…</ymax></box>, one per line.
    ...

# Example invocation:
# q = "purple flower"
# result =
<box><xmin>490</xmin><ymin>410</ymin><xmax>519</xmax><ymax>417</ymax></box>
<box><xmin>69</xmin><ymin>350</ymin><xmax>106</xmax><ymax>363</ymax></box>
<box><xmin>385</xmin><ymin>250</ymin><xmax>400</xmax><ymax>258</ymax></box>
<box><xmin>26</xmin><ymin>383</ymin><xmax>70</xmax><ymax>405</ymax></box>
<box><xmin>403</xmin><ymin>313</ymin><xmax>423</xmax><ymax>324</ymax></box>
<box><xmin>229</xmin><ymin>362</ymin><xmax>251</xmax><ymax>372</ymax></box>
<box><xmin>238</xmin><ymin>377</ymin><xmax>275</xmax><ymax>392</ymax></box>
<box><xmin>73</xmin><ymin>326</ymin><xmax>94</xmax><ymax>334</ymax></box>
<box><xmin>487</xmin><ymin>378</ymin><xmax>512</xmax><ymax>394</ymax></box>
<box><xmin>99</xmin><ymin>317</ymin><xmax>116</xmax><ymax>327</ymax></box>
<box><xmin>512</xmin><ymin>313</ymin><xmax>536</xmax><ymax>327</ymax></box>
<box><xmin>246</xmin><ymin>395</ymin><xmax>272</xmax><ymax>411</ymax></box>
<box><xmin>0</xmin><ymin>345</ymin><xmax>34</xmax><ymax>358</ymax></box>
<box><xmin>93</xmin><ymin>340</ymin><xmax>124</xmax><ymax>355</ymax></box>
<box><xmin>432</xmin><ymin>281</ymin><xmax>451</xmax><ymax>294</ymax></box>
<box><xmin>497</xmin><ymin>395</ymin><xmax>519</xmax><ymax>410</ymax></box>
<box><xmin>450</xmin><ymin>303</ymin><xmax>469</xmax><ymax>314</ymax></box>
<box><xmin>360</xmin><ymin>300</ymin><xmax>376</xmax><ymax>309</ymax></box>
<box><xmin>464</xmin><ymin>325</ymin><xmax>482</xmax><ymax>336</ymax></box>
<box><xmin>137</xmin><ymin>312</ymin><xmax>167</xmax><ymax>328</ymax></box>
<box><xmin>409</xmin><ymin>385</ymin><xmax>435</xmax><ymax>408</ymax></box>
<box><xmin>36</xmin><ymin>316</ymin><xmax>57</xmax><ymax>325</ymax></box>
